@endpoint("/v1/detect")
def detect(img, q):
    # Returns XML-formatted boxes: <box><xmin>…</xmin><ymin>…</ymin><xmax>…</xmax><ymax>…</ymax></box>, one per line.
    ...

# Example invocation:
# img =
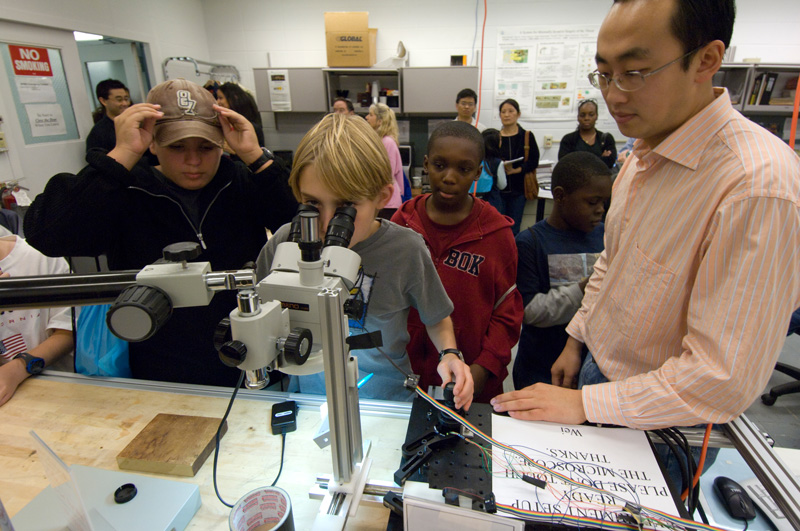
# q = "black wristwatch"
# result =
<box><xmin>438</xmin><ymin>348</ymin><xmax>465</xmax><ymax>363</ymax></box>
<box><xmin>247</xmin><ymin>147</ymin><xmax>274</xmax><ymax>173</ymax></box>
<box><xmin>14</xmin><ymin>352</ymin><xmax>45</xmax><ymax>375</ymax></box>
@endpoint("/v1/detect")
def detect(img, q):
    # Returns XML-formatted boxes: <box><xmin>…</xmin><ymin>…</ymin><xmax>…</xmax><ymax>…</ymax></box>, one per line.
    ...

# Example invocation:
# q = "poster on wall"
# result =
<box><xmin>15</xmin><ymin>78</ymin><xmax>57</xmax><ymax>104</ymax></box>
<box><xmin>25</xmin><ymin>104</ymin><xmax>67</xmax><ymax>137</ymax></box>
<box><xmin>495</xmin><ymin>25</ymin><xmax>607</xmax><ymax>121</ymax></box>
<box><xmin>1</xmin><ymin>43</ymin><xmax>79</xmax><ymax>144</ymax></box>
<box><xmin>267</xmin><ymin>69</ymin><xmax>292</xmax><ymax>111</ymax></box>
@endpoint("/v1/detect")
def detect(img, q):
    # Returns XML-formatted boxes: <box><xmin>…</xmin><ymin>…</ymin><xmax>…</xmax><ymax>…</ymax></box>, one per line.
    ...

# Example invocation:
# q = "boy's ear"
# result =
<box><xmin>552</xmin><ymin>186</ymin><xmax>567</xmax><ymax>203</ymax></box>
<box><xmin>423</xmin><ymin>154</ymin><xmax>429</xmax><ymax>172</ymax></box>
<box><xmin>473</xmin><ymin>161</ymin><xmax>482</xmax><ymax>181</ymax></box>
<box><xmin>376</xmin><ymin>183</ymin><xmax>394</xmax><ymax>209</ymax></box>
<box><xmin>149</xmin><ymin>142</ymin><xmax>157</xmax><ymax>155</ymax></box>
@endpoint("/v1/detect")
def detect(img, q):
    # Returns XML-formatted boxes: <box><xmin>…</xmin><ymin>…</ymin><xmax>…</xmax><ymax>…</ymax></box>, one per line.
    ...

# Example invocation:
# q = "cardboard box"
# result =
<box><xmin>325</xmin><ymin>12</ymin><xmax>377</xmax><ymax>67</ymax></box>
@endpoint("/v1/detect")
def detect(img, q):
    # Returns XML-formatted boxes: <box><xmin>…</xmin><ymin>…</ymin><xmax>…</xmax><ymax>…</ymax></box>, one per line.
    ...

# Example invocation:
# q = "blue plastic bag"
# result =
<box><xmin>474</xmin><ymin>162</ymin><xmax>494</xmax><ymax>194</ymax></box>
<box><xmin>76</xmin><ymin>304</ymin><xmax>131</xmax><ymax>377</ymax></box>
<box><xmin>401</xmin><ymin>171</ymin><xmax>413</xmax><ymax>202</ymax></box>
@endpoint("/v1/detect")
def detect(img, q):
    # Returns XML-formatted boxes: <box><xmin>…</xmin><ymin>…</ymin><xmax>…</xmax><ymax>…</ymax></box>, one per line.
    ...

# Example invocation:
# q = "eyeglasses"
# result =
<box><xmin>587</xmin><ymin>46</ymin><xmax>704</xmax><ymax>92</ymax></box>
<box><xmin>458</xmin><ymin>100</ymin><xmax>476</xmax><ymax>107</ymax></box>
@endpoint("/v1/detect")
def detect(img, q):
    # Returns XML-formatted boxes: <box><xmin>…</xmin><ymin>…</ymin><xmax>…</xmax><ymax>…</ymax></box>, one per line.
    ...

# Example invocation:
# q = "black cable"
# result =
<box><xmin>270</xmin><ymin>431</ymin><xmax>287</xmax><ymax>487</ymax></box>
<box><xmin>669</xmin><ymin>427</ymin><xmax>700</xmax><ymax>515</ymax></box>
<box><xmin>662</xmin><ymin>428</ymin><xmax>693</xmax><ymax>496</ymax></box>
<box><xmin>213</xmin><ymin>372</ymin><xmax>289</xmax><ymax>507</ymax></box>
<box><xmin>743</xmin><ymin>518</ymin><xmax>748</xmax><ymax>531</ymax></box>
<box><xmin>663</xmin><ymin>427</ymin><xmax>699</xmax><ymax>515</ymax></box>
<box><xmin>652</xmin><ymin>429</ymin><xmax>689</xmax><ymax>505</ymax></box>
<box><xmin>213</xmin><ymin>371</ymin><xmax>245</xmax><ymax>508</ymax></box>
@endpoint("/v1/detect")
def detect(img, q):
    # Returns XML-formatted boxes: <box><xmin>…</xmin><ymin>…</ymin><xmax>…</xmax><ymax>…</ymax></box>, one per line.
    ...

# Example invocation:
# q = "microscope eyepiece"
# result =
<box><xmin>288</xmin><ymin>204</ymin><xmax>319</xmax><ymax>243</ymax></box>
<box><xmin>324</xmin><ymin>206</ymin><xmax>357</xmax><ymax>248</ymax></box>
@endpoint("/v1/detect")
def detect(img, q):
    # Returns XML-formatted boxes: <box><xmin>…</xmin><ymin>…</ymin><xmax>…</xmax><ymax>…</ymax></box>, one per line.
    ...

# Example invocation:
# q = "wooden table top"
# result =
<box><xmin>0</xmin><ymin>375</ymin><xmax>410</xmax><ymax>530</ymax></box>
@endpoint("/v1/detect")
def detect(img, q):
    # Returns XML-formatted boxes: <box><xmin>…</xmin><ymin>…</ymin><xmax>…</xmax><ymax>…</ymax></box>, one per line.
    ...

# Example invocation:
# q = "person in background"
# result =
<box><xmin>454</xmin><ymin>88</ymin><xmax>485</xmax><ymax>131</ymax></box>
<box><xmin>0</xmin><ymin>235</ymin><xmax>73</xmax><ymax>406</ymax></box>
<box><xmin>558</xmin><ymin>99</ymin><xmax>617</xmax><ymax>169</ymax></box>
<box><xmin>366</xmin><ymin>103</ymin><xmax>405</xmax><ymax>215</ymax></box>
<box><xmin>491</xmin><ymin>0</ymin><xmax>800</xmax><ymax>436</ymax></box>
<box><xmin>478</xmin><ymin>128</ymin><xmax>506</xmax><ymax>212</ymax></box>
<box><xmin>24</xmin><ymin>79</ymin><xmax>297</xmax><ymax>387</ymax></box>
<box><xmin>513</xmin><ymin>152</ymin><xmax>612</xmax><ymax>389</ymax></box>
<box><xmin>392</xmin><ymin>121</ymin><xmax>522</xmax><ymax>402</ymax></box>
<box><xmin>616</xmin><ymin>136</ymin><xmax>636</xmax><ymax>168</ymax></box>
<box><xmin>203</xmin><ymin>80</ymin><xmax>221</xmax><ymax>99</ymax></box>
<box><xmin>332</xmin><ymin>97</ymin><xmax>355</xmax><ymax>115</ymax></box>
<box><xmin>216</xmin><ymin>82</ymin><xmax>265</xmax><ymax>148</ymax></box>
<box><xmin>497</xmin><ymin>98</ymin><xmax>540</xmax><ymax>235</ymax></box>
<box><xmin>255</xmin><ymin>113</ymin><xmax>474</xmax><ymax>408</ymax></box>
<box><xmin>86</xmin><ymin>79</ymin><xmax>130</xmax><ymax>154</ymax></box>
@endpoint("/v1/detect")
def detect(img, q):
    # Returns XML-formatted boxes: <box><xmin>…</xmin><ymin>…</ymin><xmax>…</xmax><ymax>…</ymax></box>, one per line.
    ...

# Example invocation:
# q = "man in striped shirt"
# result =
<box><xmin>492</xmin><ymin>0</ymin><xmax>800</xmax><ymax>430</ymax></box>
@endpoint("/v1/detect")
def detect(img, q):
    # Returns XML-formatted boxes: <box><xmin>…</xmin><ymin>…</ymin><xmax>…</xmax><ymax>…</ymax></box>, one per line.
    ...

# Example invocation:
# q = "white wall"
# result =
<box><xmin>201</xmin><ymin>0</ymin><xmax>800</xmax><ymax>158</ymax></box>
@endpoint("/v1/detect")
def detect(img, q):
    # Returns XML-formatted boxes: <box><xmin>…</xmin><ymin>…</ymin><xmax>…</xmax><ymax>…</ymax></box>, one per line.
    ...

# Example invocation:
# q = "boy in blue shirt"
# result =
<box><xmin>513</xmin><ymin>152</ymin><xmax>612</xmax><ymax>389</ymax></box>
<box><xmin>255</xmin><ymin>114</ymin><xmax>473</xmax><ymax>409</ymax></box>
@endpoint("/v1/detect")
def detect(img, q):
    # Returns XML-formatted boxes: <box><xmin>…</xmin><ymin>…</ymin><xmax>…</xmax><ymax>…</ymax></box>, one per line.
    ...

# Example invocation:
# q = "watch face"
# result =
<box><xmin>28</xmin><ymin>357</ymin><xmax>45</xmax><ymax>375</ymax></box>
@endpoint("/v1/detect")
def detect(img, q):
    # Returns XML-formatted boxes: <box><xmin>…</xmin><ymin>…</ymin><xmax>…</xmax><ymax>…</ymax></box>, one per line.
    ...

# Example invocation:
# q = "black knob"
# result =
<box><xmin>284</xmin><ymin>327</ymin><xmax>312</xmax><ymax>366</ymax></box>
<box><xmin>218</xmin><ymin>340</ymin><xmax>247</xmax><ymax>367</ymax></box>
<box><xmin>443</xmin><ymin>382</ymin><xmax>456</xmax><ymax>409</ymax></box>
<box><xmin>162</xmin><ymin>242</ymin><xmax>201</xmax><ymax>262</ymax></box>
<box><xmin>106</xmin><ymin>285</ymin><xmax>172</xmax><ymax>341</ymax></box>
<box><xmin>213</xmin><ymin>318</ymin><xmax>232</xmax><ymax>351</ymax></box>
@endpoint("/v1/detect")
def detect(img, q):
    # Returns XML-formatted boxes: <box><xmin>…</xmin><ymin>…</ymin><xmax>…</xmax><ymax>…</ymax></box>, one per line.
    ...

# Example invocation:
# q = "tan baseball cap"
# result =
<box><xmin>147</xmin><ymin>79</ymin><xmax>224</xmax><ymax>147</ymax></box>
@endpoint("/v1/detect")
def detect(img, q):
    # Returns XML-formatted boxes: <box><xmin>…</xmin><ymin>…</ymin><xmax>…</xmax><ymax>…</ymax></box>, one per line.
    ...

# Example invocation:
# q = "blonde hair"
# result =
<box><xmin>369</xmin><ymin>103</ymin><xmax>399</xmax><ymax>144</ymax></box>
<box><xmin>289</xmin><ymin>113</ymin><xmax>392</xmax><ymax>202</ymax></box>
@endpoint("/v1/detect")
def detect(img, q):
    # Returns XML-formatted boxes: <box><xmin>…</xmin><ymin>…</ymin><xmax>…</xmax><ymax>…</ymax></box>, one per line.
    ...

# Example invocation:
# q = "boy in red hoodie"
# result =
<box><xmin>392</xmin><ymin>121</ymin><xmax>523</xmax><ymax>402</ymax></box>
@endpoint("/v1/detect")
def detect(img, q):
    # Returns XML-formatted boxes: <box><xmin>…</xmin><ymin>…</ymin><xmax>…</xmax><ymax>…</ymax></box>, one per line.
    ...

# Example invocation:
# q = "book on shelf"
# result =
<box><xmin>758</xmin><ymin>73</ymin><xmax>779</xmax><ymax>105</ymax></box>
<box><xmin>748</xmin><ymin>73</ymin><xmax>765</xmax><ymax>105</ymax></box>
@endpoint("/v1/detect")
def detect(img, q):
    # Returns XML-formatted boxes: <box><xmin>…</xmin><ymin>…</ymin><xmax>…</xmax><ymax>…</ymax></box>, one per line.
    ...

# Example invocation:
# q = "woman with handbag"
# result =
<box><xmin>558</xmin><ymin>99</ymin><xmax>617</xmax><ymax>169</ymax></box>
<box><xmin>498</xmin><ymin>99</ymin><xmax>539</xmax><ymax>234</ymax></box>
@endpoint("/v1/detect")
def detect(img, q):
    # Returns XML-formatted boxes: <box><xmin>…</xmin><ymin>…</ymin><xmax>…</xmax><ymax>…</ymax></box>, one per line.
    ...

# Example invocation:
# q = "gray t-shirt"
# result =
<box><xmin>256</xmin><ymin>219</ymin><xmax>453</xmax><ymax>401</ymax></box>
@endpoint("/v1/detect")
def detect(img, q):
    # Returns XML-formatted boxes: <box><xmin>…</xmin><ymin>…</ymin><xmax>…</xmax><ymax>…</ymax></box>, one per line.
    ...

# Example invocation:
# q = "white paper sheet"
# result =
<box><xmin>491</xmin><ymin>416</ymin><xmax>679</xmax><ymax>528</ymax></box>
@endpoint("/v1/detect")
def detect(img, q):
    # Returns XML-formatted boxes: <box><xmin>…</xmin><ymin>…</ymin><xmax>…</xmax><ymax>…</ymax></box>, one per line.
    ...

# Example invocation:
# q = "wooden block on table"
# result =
<box><xmin>116</xmin><ymin>413</ymin><xmax>226</xmax><ymax>477</ymax></box>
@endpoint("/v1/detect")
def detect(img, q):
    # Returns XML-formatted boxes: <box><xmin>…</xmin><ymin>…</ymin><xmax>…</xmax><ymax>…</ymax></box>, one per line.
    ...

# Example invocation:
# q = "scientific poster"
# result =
<box><xmin>495</xmin><ymin>25</ymin><xmax>607</xmax><ymax>121</ymax></box>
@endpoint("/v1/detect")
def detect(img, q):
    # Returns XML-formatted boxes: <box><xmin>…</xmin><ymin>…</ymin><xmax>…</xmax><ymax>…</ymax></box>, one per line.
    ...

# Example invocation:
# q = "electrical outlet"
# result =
<box><xmin>0</xmin><ymin>132</ymin><xmax>6</xmax><ymax>149</ymax></box>
<box><xmin>543</xmin><ymin>135</ymin><xmax>553</xmax><ymax>149</ymax></box>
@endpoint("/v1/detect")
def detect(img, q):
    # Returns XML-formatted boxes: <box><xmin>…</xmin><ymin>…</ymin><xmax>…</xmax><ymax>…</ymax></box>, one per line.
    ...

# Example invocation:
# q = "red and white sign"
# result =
<box><xmin>9</xmin><ymin>45</ymin><xmax>53</xmax><ymax>77</ymax></box>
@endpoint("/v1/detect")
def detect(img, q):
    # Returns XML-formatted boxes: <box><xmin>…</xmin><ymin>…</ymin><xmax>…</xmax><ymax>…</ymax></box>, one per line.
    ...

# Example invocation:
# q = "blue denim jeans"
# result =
<box><xmin>497</xmin><ymin>190</ymin><xmax>526</xmax><ymax>235</ymax></box>
<box><xmin>578</xmin><ymin>353</ymin><xmax>719</xmax><ymax>494</ymax></box>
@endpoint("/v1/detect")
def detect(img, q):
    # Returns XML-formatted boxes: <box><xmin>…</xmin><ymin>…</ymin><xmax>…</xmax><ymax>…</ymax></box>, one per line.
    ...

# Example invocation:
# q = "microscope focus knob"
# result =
<box><xmin>213</xmin><ymin>318</ymin><xmax>232</xmax><ymax>351</ymax></box>
<box><xmin>162</xmin><ymin>242</ymin><xmax>201</xmax><ymax>263</ymax></box>
<box><xmin>283</xmin><ymin>327</ymin><xmax>312</xmax><ymax>366</ymax></box>
<box><xmin>106</xmin><ymin>285</ymin><xmax>172</xmax><ymax>342</ymax></box>
<box><xmin>218</xmin><ymin>340</ymin><xmax>247</xmax><ymax>367</ymax></box>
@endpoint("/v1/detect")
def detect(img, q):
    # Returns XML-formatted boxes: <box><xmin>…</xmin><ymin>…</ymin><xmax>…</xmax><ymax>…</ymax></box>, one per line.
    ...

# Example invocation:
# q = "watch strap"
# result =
<box><xmin>438</xmin><ymin>348</ymin><xmax>465</xmax><ymax>363</ymax></box>
<box><xmin>247</xmin><ymin>147</ymin><xmax>274</xmax><ymax>173</ymax></box>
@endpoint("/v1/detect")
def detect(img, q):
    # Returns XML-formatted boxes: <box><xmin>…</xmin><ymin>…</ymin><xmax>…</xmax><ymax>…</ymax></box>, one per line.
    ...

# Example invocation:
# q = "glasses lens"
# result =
<box><xmin>588</xmin><ymin>72</ymin><xmax>607</xmax><ymax>90</ymax></box>
<box><xmin>616</xmin><ymin>72</ymin><xmax>645</xmax><ymax>92</ymax></box>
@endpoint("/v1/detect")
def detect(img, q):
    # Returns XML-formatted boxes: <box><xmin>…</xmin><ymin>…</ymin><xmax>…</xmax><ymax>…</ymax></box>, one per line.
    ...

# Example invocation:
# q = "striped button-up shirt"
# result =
<box><xmin>567</xmin><ymin>88</ymin><xmax>800</xmax><ymax>429</ymax></box>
